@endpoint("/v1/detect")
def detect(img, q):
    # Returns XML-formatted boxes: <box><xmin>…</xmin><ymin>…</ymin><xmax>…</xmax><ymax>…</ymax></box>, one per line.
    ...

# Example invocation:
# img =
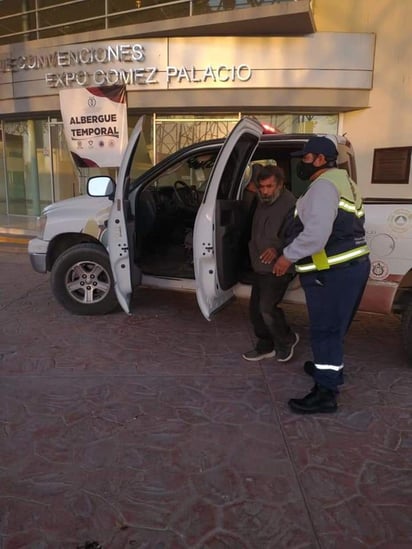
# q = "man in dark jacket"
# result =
<box><xmin>243</xmin><ymin>165</ymin><xmax>299</xmax><ymax>363</ymax></box>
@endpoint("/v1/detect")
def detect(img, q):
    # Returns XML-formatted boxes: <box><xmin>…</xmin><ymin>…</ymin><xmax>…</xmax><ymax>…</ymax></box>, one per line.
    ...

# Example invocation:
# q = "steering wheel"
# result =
<box><xmin>173</xmin><ymin>180</ymin><xmax>199</xmax><ymax>209</ymax></box>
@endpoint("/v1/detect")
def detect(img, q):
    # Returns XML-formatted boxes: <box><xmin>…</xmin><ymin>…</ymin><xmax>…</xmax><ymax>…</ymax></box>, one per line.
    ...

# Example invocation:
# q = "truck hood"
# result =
<box><xmin>43</xmin><ymin>194</ymin><xmax>110</xmax><ymax>216</ymax></box>
<box><xmin>43</xmin><ymin>194</ymin><xmax>112</xmax><ymax>242</ymax></box>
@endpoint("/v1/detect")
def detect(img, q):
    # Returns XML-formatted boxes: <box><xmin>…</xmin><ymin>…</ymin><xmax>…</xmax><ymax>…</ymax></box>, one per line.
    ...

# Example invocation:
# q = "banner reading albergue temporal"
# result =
<box><xmin>59</xmin><ymin>85</ymin><xmax>128</xmax><ymax>168</ymax></box>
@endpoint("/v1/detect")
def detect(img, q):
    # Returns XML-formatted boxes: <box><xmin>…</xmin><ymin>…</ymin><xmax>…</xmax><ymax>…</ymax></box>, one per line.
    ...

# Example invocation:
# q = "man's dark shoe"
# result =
<box><xmin>304</xmin><ymin>361</ymin><xmax>315</xmax><ymax>376</ymax></box>
<box><xmin>242</xmin><ymin>348</ymin><xmax>276</xmax><ymax>361</ymax></box>
<box><xmin>288</xmin><ymin>384</ymin><xmax>338</xmax><ymax>414</ymax></box>
<box><xmin>277</xmin><ymin>332</ymin><xmax>300</xmax><ymax>362</ymax></box>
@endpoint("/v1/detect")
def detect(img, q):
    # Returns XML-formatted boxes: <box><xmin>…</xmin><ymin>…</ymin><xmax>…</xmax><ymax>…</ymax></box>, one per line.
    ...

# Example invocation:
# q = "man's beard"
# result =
<box><xmin>258</xmin><ymin>188</ymin><xmax>281</xmax><ymax>205</ymax></box>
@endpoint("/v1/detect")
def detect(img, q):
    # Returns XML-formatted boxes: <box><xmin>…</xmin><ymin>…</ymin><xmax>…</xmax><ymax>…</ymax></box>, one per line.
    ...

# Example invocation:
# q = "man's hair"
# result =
<box><xmin>250</xmin><ymin>163</ymin><xmax>263</xmax><ymax>182</ymax></box>
<box><xmin>256</xmin><ymin>165</ymin><xmax>285</xmax><ymax>185</ymax></box>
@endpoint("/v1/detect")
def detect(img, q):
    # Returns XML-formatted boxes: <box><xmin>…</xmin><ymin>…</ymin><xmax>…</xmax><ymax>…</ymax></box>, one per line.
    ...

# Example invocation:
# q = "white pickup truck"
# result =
<box><xmin>28</xmin><ymin>118</ymin><xmax>412</xmax><ymax>364</ymax></box>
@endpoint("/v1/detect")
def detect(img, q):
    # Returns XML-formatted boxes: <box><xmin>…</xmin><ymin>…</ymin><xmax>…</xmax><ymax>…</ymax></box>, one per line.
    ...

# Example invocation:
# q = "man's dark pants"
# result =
<box><xmin>249</xmin><ymin>272</ymin><xmax>295</xmax><ymax>354</ymax></box>
<box><xmin>300</xmin><ymin>257</ymin><xmax>371</xmax><ymax>392</ymax></box>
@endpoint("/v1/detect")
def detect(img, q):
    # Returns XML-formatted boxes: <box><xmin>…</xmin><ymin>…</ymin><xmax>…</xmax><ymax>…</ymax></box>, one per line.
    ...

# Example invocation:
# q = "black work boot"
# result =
<box><xmin>288</xmin><ymin>384</ymin><xmax>338</xmax><ymax>414</ymax></box>
<box><xmin>304</xmin><ymin>361</ymin><xmax>315</xmax><ymax>376</ymax></box>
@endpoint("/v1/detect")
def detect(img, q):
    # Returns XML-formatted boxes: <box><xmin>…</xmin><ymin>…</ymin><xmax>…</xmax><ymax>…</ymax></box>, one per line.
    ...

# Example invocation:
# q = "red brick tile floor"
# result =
<box><xmin>1</xmin><ymin>252</ymin><xmax>411</xmax><ymax>548</ymax></box>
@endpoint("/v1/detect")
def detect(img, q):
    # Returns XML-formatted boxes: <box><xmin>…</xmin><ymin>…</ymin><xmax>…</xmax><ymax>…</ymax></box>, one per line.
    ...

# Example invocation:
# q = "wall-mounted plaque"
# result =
<box><xmin>372</xmin><ymin>146</ymin><xmax>411</xmax><ymax>184</ymax></box>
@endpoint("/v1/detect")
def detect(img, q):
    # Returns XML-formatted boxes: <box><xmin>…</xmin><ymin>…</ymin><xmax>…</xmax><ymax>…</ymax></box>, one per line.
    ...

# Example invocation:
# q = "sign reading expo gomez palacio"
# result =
<box><xmin>0</xmin><ymin>41</ymin><xmax>252</xmax><ymax>88</ymax></box>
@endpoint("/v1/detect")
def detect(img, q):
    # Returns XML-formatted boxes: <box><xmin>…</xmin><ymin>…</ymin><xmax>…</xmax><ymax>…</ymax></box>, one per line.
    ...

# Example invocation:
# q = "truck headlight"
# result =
<box><xmin>37</xmin><ymin>213</ymin><xmax>48</xmax><ymax>239</ymax></box>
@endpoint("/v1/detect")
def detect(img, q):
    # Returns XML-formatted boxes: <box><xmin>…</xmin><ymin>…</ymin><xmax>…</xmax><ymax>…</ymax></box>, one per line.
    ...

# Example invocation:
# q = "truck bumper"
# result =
<box><xmin>28</xmin><ymin>238</ymin><xmax>48</xmax><ymax>273</ymax></box>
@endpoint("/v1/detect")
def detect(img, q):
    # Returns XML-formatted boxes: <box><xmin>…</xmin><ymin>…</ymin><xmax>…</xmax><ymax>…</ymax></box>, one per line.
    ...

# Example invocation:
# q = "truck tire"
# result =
<box><xmin>401</xmin><ymin>302</ymin><xmax>412</xmax><ymax>366</ymax></box>
<box><xmin>51</xmin><ymin>243</ymin><xmax>119</xmax><ymax>315</ymax></box>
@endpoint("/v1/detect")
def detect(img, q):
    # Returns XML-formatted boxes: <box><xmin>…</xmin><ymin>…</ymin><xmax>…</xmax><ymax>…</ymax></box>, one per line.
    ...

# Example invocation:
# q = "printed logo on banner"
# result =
<box><xmin>59</xmin><ymin>85</ymin><xmax>128</xmax><ymax>167</ymax></box>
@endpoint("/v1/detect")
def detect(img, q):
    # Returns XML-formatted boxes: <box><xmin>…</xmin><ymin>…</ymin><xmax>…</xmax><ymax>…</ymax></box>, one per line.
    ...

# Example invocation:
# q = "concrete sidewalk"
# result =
<box><xmin>0</xmin><ymin>215</ymin><xmax>39</xmax><ymax>253</ymax></box>
<box><xmin>0</xmin><ymin>251</ymin><xmax>411</xmax><ymax>548</ymax></box>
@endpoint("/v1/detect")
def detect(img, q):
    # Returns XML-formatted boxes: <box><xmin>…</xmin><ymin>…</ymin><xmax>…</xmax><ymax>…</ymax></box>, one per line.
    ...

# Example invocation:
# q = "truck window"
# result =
<box><xmin>128</xmin><ymin>119</ymin><xmax>154</xmax><ymax>183</ymax></box>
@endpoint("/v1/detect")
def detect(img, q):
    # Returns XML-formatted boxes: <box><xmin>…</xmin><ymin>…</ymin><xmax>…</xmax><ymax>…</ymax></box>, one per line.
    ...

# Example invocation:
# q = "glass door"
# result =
<box><xmin>3</xmin><ymin>119</ymin><xmax>52</xmax><ymax>216</ymax></box>
<box><xmin>4</xmin><ymin>121</ymin><xmax>32</xmax><ymax>215</ymax></box>
<box><xmin>48</xmin><ymin>120</ymin><xmax>80</xmax><ymax>201</ymax></box>
<box><xmin>2</xmin><ymin>119</ymin><xmax>79</xmax><ymax>216</ymax></box>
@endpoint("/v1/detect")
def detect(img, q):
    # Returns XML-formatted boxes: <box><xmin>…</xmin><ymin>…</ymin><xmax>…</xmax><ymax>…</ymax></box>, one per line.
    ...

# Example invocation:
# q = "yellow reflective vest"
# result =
<box><xmin>293</xmin><ymin>169</ymin><xmax>369</xmax><ymax>273</ymax></box>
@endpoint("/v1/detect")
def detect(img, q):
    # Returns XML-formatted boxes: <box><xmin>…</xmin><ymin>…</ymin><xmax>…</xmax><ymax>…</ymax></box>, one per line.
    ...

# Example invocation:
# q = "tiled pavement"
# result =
<box><xmin>1</xmin><ymin>251</ymin><xmax>411</xmax><ymax>549</ymax></box>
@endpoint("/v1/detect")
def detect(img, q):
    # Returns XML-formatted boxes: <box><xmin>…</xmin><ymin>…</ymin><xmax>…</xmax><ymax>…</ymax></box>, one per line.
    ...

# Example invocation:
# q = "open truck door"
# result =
<box><xmin>193</xmin><ymin>117</ymin><xmax>263</xmax><ymax>319</ymax></box>
<box><xmin>107</xmin><ymin>117</ymin><xmax>145</xmax><ymax>313</ymax></box>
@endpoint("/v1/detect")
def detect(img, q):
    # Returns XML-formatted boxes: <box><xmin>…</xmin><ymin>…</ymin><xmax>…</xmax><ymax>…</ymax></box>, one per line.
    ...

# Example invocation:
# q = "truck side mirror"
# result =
<box><xmin>87</xmin><ymin>176</ymin><xmax>115</xmax><ymax>198</ymax></box>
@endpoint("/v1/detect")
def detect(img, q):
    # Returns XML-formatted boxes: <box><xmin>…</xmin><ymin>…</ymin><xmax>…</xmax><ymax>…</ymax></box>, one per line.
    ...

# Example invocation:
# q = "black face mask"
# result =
<box><xmin>296</xmin><ymin>160</ymin><xmax>320</xmax><ymax>181</ymax></box>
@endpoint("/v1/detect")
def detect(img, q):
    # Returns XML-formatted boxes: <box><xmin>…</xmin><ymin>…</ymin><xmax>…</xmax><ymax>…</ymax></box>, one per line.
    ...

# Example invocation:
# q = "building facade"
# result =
<box><xmin>0</xmin><ymin>0</ymin><xmax>410</xmax><ymax>220</ymax></box>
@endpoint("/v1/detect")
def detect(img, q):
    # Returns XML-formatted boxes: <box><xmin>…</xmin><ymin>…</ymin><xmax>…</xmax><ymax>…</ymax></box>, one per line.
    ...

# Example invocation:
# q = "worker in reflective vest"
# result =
<box><xmin>273</xmin><ymin>136</ymin><xmax>370</xmax><ymax>414</ymax></box>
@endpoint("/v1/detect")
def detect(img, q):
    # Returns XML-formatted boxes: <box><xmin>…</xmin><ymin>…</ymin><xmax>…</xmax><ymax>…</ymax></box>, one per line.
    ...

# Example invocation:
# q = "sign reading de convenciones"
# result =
<box><xmin>0</xmin><ymin>42</ymin><xmax>252</xmax><ymax>88</ymax></box>
<box><xmin>0</xmin><ymin>34</ymin><xmax>375</xmax><ymax>94</ymax></box>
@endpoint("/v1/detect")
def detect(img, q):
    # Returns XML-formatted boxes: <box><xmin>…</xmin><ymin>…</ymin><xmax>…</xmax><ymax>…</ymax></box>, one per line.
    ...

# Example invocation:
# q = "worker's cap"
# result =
<box><xmin>291</xmin><ymin>136</ymin><xmax>338</xmax><ymax>159</ymax></box>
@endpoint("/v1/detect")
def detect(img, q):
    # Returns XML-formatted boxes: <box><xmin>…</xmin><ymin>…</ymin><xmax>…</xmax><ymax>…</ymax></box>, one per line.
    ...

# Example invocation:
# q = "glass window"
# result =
<box><xmin>3</xmin><ymin>119</ymin><xmax>53</xmax><ymax>216</ymax></box>
<box><xmin>38</xmin><ymin>0</ymin><xmax>73</xmax><ymax>6</ymax></box>
<box><xmin>128</xmin><ymin>116</ymin><xmax>154</xmax><ymax>185</ymax></box>
<box><xmin>108</xmin><ymin>0</ymin><xmax>189</xmax><ymax>28</ymax></box>
<box><xmin>39</xmin><ymin>19</ymin><xmax>106</xmax><ymax>39</ymax></box>
<box><xmin>203</xmin><ymin>0</ymin><xmax>278</xmax><ymax>12</ymax></box>
<box><xmin>0</xmin><ymin>0</ymin><xmax>296</xmax><ymax>44</ymax></box>
<box><xmin>0</xmin><ymin>0</ymin><xmax>36</xmax><ymax>18</ymax></box>
<box><xmin>248</xmin><ymin>113</ymin><xmax>339</xmax><ymax>135</ymax></box>
<box><xmin>147</xmin><ymin>152</ymin><xmax>217</xmax><ymax>194</ymax></box>
<box><xmin>37</xmin><ymin>0</ymin><xmax>105</xmax><ymax>38</ymax></box>
<box><xmin>0</xmin><ymin>0</ymin><xmax>36</xmax><ymax>44</ymax></box>
<box><xmin>154</xmin><ymin>115</ymin><xmax>240</xmax><ymax>162</ymax></box>
<box><xmin>48</xmin><ymin>122</ymin><xmax>80</xmax><ymax>201</ymax></box>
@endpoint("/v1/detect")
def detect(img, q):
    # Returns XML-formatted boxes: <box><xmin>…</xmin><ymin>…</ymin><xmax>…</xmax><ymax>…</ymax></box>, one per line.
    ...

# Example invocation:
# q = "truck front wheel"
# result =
<box><xmin>51</xmin><ymin>243</ymin><xmax>118</xmax><ymax>315</ymax></box>
<box><xmin>401</xmin><ymin>301</ymin><xmax>412</xmax><ymax>366</ymax></box>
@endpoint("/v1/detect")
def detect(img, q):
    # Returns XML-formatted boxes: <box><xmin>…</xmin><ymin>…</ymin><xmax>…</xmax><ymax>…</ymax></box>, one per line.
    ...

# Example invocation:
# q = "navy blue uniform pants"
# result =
<box><xmin>249</xmin><ymin>272</ymin><xmax>295</xmax><ymax>354</ymax></box>
<box><xmin>300</xmin><ymin>257</ymin><xmax>370</xmax><ymax>392</ymax></box>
